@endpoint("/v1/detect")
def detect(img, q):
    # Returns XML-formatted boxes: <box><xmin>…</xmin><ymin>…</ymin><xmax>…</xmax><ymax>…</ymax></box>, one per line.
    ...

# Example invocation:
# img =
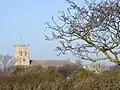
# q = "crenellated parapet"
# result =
<box><xmin>14</xmin><ymin>44</ymin><xmax>29</xmax><ymax>47</ymax></box>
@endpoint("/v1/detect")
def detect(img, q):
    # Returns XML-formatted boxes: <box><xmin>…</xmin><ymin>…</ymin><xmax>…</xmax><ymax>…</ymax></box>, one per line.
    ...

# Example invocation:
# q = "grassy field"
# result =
<box><xmin>0</xmin><ymin>65</ymin><xmax>120</xmax><ymax>90</ymax></box>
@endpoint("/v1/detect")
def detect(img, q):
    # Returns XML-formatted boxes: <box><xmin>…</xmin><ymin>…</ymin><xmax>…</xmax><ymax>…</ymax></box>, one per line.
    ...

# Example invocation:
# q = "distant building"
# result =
<box><xmin>83</xmin><ymin>63</ymin><xmax>109</xmax><ymax>73</ymax></box>
<box><xmin>14</xmin><ymin>44</ymin><xmax>30</xmax><ymax>66</ymax></box>
<box><xmin>14</xmin><ymin>44</ymin><xmax>71</xmax><ymax>67</ymax></box>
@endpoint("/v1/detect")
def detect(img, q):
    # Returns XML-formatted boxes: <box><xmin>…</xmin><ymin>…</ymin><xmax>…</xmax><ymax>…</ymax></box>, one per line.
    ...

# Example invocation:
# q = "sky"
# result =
<box><xmin>0</xmin><ymin>0</ymin><xmax>117</xmax><ymax>66</ymax></box>
<box><xmin>0</xmin><ymin>0</ymin><xmax>86</xmax><ymax>61</ymax></box>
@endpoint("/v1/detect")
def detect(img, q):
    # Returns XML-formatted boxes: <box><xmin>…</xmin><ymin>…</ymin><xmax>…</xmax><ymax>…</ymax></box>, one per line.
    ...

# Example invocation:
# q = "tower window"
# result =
<box><xmin>20</xmin><ymin>51</ymin><xmax>22</xmax><ymax>56</ymax></box>
<box><xmin>23</xmin><ymin>59</ymin><xmax>26</xmax><ymax>62</ymax></box>
<box><xmin>25</xmin><ymin>51</ymin><xmax>27</xmax><ymax>56</ymax></box>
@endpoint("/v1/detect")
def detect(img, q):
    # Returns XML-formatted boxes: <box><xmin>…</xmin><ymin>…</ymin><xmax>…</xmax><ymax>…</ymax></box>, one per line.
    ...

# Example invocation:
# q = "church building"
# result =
<box><xmin>14</xmin><ymin>44</ymin><xmax>71</xmax><ymax>67</ymax></box>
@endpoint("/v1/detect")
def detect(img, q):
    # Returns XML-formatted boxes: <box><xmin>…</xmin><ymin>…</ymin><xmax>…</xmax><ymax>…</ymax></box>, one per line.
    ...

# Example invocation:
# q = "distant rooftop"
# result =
<box><xmin>30</xmin><ymin>60</ymin><xmax>71</xmax><ymax>67</ymax></box>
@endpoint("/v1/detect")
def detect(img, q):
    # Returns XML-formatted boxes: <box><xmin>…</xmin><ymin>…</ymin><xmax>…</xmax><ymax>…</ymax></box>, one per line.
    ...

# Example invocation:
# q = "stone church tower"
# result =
<box><xmin>14</xmin><ymin>44</ymin><xmax>30</xmax><ymax>66</ymax></box>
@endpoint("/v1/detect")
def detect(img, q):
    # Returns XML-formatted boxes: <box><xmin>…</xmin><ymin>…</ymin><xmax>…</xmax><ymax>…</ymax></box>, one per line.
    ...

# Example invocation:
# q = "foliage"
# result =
<box><xmin>58</xmin><ymin>64</ymin><xmax>79</xmax><ymax>77</ymax></box>
<box><xmin>0</xmin><ymin>65</ymin><xmax>120</xmax><ymax>90</ymax></box>
<box><xmin>74</xmin><ymin>69</ymin><xmax>97</xmax><ymax>81</ymax></box>
<box><xmin>46</xmin><ymin>0</ymin><xmax>120</xmax><ymax>64</ymax></box>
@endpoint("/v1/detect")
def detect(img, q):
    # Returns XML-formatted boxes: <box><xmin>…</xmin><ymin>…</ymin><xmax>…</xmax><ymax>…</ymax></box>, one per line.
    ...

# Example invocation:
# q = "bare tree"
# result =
<box><xmin>0</xmin><ymin>54</ymin><xmax>13</xmax><ymax>72</ymax></box>
<box><xmin>46</xmin><ymin>0</ymin><xmax>120</xmax><ymax>65</ymax></box>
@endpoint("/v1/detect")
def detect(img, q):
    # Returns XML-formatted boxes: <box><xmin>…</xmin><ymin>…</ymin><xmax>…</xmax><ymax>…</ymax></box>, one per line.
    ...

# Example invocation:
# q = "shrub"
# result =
<box><xmin>0</xmin><ymin>65</ymin><xmax>120</xmax><ymax>90</ymax></box>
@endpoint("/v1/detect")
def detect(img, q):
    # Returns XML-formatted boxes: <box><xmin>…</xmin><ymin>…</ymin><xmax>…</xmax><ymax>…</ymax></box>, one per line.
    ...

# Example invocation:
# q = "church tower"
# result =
<box><xmin>14</xmin><ymin>44</ymin><xmax>30</xmax><ymax>66</ymax></box>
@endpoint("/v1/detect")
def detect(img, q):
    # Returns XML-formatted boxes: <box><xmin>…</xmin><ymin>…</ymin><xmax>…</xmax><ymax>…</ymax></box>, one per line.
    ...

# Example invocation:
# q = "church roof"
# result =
<box><xmin>30</xmin><ymin>60</ymin><xmax>71</xmax><ymax>67</ymax></box>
